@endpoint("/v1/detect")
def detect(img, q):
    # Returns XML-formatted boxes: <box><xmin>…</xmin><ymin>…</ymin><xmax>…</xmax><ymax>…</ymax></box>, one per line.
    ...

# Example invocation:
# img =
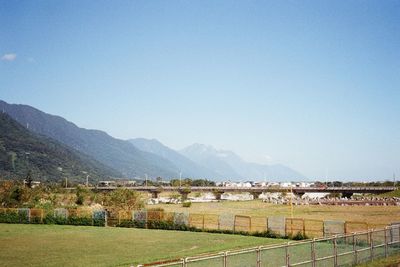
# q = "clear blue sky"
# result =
<box><xmin>1</xmin><ymin>1</ymin><xmax>399</xmax><ymax>180</ymax></box>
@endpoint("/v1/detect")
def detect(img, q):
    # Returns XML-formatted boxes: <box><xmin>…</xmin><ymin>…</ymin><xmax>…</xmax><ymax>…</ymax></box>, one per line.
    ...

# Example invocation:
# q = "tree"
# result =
<box><xmin>75</xmin><ymin>186</ymin><xmax>88</xmax><ymax>205</ymax></box>
<box><xmin>6</xmin><ymin>185</ymin><xmax>28</xmax><ymax>207</ymax></box>
<box><xmin>105</xmin><ymin>189</ymin><xmax>144</xmax><ymax>211</ymax></box>
<box><xmin>192</xmin><ymin>179</ymin><xmax>215</xmax><ymax>187</ymax></box>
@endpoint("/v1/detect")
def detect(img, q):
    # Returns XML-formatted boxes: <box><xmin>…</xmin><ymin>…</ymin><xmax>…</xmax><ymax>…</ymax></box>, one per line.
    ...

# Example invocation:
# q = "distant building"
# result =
<box><xmin>115</xmin><ymin>180</ymin><xmax>136</xmax><ymax>187</ymax></box>
<box><xmin>223</xmin><ymin>181</ymin><xmax>252</xmax><ymax>188</ymax></box>
<box><xmin>23</xmin><ymin>180</ymin><xmax>40</xmax><ymax>188</ymax></box>
<box><xmin>97</xmin><ymin>181</ymin><xmax>116</xmax><ymax>187</ymax></box>
<box><xmin>280</xmin><ymin>182</ymin><xmax>292</xmax><ymax>188</ymax></box>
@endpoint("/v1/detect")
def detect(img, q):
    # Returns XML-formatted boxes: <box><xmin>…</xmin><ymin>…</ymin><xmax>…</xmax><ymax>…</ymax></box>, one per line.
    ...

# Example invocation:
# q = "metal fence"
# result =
<box><xmin>137</xmin><ymin>224</ymin><xmax>400</xmax><ymax>267</ymax></box>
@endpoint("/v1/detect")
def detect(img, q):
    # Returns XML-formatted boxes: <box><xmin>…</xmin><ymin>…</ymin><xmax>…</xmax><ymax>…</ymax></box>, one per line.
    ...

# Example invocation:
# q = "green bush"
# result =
<box><xmin>29</xmin><ymin>217</ymin><xmax>42</xmax><ymax>224</ymax></box>
<box><xmin>0</xmin><ymin>209</ymin><xmax>29</xmax><ymax>224</ymax></box>
<box><xmin>117</xmin><ymin>220</ymin><xmax>143</xmax><ymax>228</ymax></box>
<box><xmin>43</xmin><ymin>214</ymin><xmax>68</xmax><ymax>225</ymax></box>
<box><xmin>67</xmin><ymin>216</ymin><xmax>92</xmax><ymax>226</ymax></box>
<box><xmin>289</xmin><ymin>231</ymin><xmax>308</xmax><ymax>240</ymax></box>
<box><xmin>182</xmin><ymin>202</ymin><xmax>192</xmax><ymax>208</ymax></box>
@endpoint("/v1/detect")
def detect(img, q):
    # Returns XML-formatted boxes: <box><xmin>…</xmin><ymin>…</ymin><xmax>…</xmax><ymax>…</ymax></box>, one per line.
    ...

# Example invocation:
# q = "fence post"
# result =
<box><xmin>369</xmin><ymin>230</ymin><xmax>373</xmax><ymax>261</ymax></box>
<box><xmin>285</xmin><ymin>218</ymin><xmax>288</xmax><ymax>237</ymax></box>
<box><xmin>290</xmin><ymin>218</ymin><xmax>293</xmax><ymax>236</ymax></box>
<box><xmin>145</xmin><ymin>210</ymin><xmax>149</xmax><ymax>229</ymax></box>
<box><xmin>384</xmin><ymin>227</ymin><xmax>388</xmax><ymax>258</ymax></box>
<box><xmin>302</xmin><ymin>219</ymin><xmax>305</xmax><ymax>237</ymax></box>
<box><xmin>352</xmin><ymin>233</ymin><xmax>357</xmax><ymax>265</ymax></box>
<box><xmin>223</xmin><ymin>251</ymin><xmax>228</xmax><ymax>267</ymax></box>
<box><xmin>256</xmin><ymin>246</ymin><xmax>261</xmax><ymax>267</ymax></box>
<box><xmin>311</xmin><ymin>238</ymin><xmax>316</xmax><ymax>267</ymax></box>
<box><xmin>333</xmin><ymin>236</ymin><xmax>338</xmax><ymax>267</ymax></box>
<box><xmin>104</xmin><ymin>210</ymin><xmax>108</xmax><ymax>227</ymax></box>
<box><xmin>202</xmin><ymin>214</ymin><xmax>205</xmax><ymax>230</ymax></box>
<box><xmin>285</xmin><ymin>242</ymin><xmax>290</xmax><ymax>267</ymax></box>
<box><xmin>183</xmin><ymin>257</ymin><xmax>188</xmax><ymax>267</ymax></box>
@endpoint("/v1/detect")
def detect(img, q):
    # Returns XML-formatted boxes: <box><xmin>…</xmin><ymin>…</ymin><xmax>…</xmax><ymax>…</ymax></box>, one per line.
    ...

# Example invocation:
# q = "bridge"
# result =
<box><xmin>89</xmin><ymin>186</ymin><xmax>397</xmax><ymax>199</ymax></box>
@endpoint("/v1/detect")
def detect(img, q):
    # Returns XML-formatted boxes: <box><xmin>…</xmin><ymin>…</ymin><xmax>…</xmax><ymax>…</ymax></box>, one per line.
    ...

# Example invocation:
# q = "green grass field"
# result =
<box><xmin>0</xmin><ymin>223</ymin><xmax>284</xmax><ymax>267</ymax></box>
<box><xmin>356</xmin><ymin>254</ymin><xmax>400</xmax><ymax>267</ymax></box>
<box><xmin>149</xmin><ymin>200</ymin><xmax>400</xmax><ymax>226</ymax></box>
<box><xmin>1</xmin><ymin>223</ymin><xmax>398</xmax><ymax>267</ymax></box>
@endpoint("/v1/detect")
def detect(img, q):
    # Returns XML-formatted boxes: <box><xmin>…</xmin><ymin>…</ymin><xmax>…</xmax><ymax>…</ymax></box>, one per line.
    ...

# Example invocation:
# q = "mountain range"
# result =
<box><xmin>0</xmin><ymin>112</ymin><xmax>120</xmax><ymax>181</ymax></box>
<box><xmin>129</xmin><ymin>140</ymin><xmax>304</xmax><ymax>181</ymax></box>
<box><xmin>0</xmin><ymin>100</ymin><xmax>178</xmax><ymax>179</ymax></box>
<box><xmin>0</xmin><ymin>99</ymin><xmax>305</xmax><ymax>181</ymax></box>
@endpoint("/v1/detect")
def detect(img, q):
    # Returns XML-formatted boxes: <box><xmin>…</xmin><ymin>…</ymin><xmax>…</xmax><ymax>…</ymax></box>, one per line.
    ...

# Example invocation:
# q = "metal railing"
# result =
<box><xmin>137</xmin><ymin>224</ymin><xmax>400</xmax><ymax>267</ymax></box>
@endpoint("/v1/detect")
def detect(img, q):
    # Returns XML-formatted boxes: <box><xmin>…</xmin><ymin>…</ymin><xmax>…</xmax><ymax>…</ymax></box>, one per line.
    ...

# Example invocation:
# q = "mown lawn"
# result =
<box><xmin>356</xmin><ymin>254</ymin><xmax>400</xmax><ymax>267</ymax></box>
<box><xmin>0</xmin><ymin>223</ymin><xmax>284</xmax><ymax>267</ymax></box>
<box><xmin>149</xmin><ymin>200</ymin><xmax>400</xmax><ymax>226</ymax></box>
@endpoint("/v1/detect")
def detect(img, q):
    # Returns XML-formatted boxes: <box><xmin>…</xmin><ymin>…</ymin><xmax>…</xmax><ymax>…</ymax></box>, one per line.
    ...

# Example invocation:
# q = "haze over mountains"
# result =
<box><xmin>180</xmin><ymin>143</ymin><xmax>305</xmax><ymax>180</ymax></box>
<box><xmin>0</xmin><ymin>100</ymin><xmax>304</xmax><ymax>181</ymax></box>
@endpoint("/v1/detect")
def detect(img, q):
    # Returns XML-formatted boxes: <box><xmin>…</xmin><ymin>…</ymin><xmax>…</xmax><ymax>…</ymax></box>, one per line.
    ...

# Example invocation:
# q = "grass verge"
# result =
<box><xmin>0</xmin><ymin>223</ymin><xmax>284</xmax><ymax>266</ymax></box>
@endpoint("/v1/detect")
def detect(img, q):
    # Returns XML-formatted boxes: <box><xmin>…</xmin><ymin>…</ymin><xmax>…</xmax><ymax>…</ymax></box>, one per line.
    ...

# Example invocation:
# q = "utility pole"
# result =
<box><xmin>394</xmin><ymin>173</ymin><xmax>396</xmax><ymax>187</ymax></box>
<box><xmin>179</xmin><ymin>171</ymin><xmax>182</xmax><ymax>188</ymax></box>
<box><xmin>86</xmin><ymin>175</ymin><xmax>89</xmax><ymax>187</ymax></box>
<box><xmin>290</xmin><ymin>184</ymin><xmax>294</xmax><ymax>219</ymax></box>
<box><xmin>145</xmin><ymin>173</ymin><xmax>148</xmax><ymax>187</ymax></box>
<box><xmin>65</xmin><ymin>177</ymin><xmax>68</xmax><ymax>189</ymax></box>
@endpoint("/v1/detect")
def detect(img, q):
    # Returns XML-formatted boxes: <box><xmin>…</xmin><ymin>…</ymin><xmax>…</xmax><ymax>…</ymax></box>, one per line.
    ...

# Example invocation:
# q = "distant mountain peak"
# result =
<box><xmin>129</xmin><ymin>138</ymin><xmax>222</xmax><ymax>179</ymax></box>
<box><xmin>183</xmin><ymin>143</ymin><xmax>240</xmax><ymax>159</ymax></box>
<box><xmin>181</xmin><ymin>143</ymin><xmax>305</xmax><ymax>181</ymax></box>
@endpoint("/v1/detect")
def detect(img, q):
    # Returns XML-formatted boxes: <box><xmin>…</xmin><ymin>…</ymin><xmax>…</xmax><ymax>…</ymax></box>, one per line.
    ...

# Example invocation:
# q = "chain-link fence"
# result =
<box><xmin>138</xmin><ymin>224</ymin><xmax>400</xmax><ymax>267</ymax></box>
<box><xmin>1</xmin><ymin>207</ymin><xmax>396</xmax><ymax>242</ymax></box>
<box><xmin>0</xmin><ymin>207</ymin><xmax>106</xmax><ymax>226</ymax></box>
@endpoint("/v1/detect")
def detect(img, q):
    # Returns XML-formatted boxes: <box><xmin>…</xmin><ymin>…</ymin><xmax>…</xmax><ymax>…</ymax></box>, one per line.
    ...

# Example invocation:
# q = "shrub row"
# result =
<box><xmin>45</xmin><ymin>214</ymin><xmax>105</xmax><ymax>226</ymax></box>
<box><xmin>0</xmin><ymin>211</ymin><xmax>29</xmax><ymax>224</ymax></box>
<box><xmin>0</xmin><ymin>211</ymin><xmax>105</xmax><ymax>227</ymax></box>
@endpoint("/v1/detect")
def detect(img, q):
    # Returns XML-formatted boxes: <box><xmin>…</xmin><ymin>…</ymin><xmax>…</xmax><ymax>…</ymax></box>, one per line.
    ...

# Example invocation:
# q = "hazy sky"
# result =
<box><xmin>1</xmin><ymin>1</ymin><xmax>399</xmax><ymax>180</ymax></box>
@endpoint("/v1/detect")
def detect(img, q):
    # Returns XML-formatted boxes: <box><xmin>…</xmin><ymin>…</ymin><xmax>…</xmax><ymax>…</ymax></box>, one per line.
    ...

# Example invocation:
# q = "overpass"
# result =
<box><xmin>90</xmin><ymin>186</ymin><xmax>397</xmax><ymax>199</ymax></box>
